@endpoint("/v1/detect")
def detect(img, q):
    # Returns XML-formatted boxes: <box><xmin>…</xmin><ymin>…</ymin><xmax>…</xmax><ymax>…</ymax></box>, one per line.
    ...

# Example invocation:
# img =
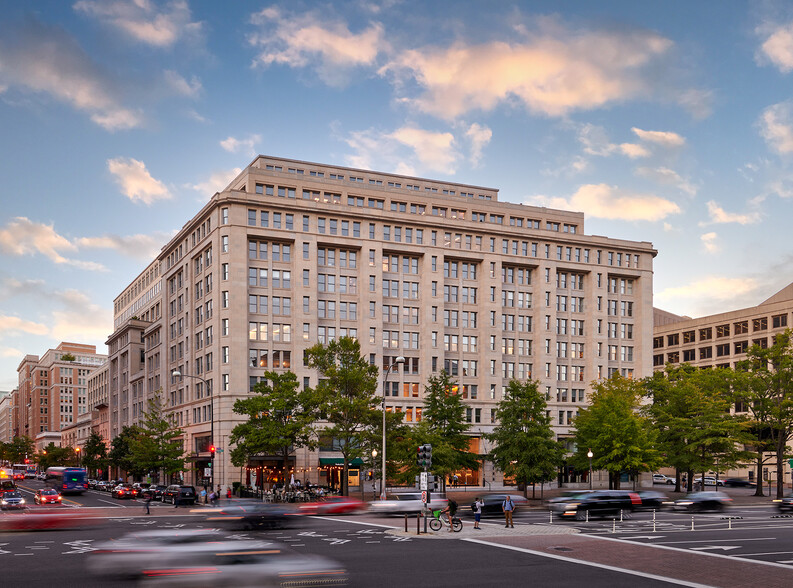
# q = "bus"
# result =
<box><xmin>45</xmin><ymin>467</ymin><xmax>88</xmax><ymax>494</ymax></box>
<box><xmin>11</xmin><ymin>464</ymin><xmax>26</xmax><ymax>480</ymax></box>
<box><xmin>0</xmin><ymin>469</ymin><xmax>15</xmax><ymax>495</ymax></box>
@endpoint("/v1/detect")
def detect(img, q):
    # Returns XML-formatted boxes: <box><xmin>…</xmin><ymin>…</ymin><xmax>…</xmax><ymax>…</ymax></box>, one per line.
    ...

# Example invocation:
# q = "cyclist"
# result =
<box><xmin>440</xmin><ymin>498</ymin><xmax>458</xmax><ymax>532</ymax></box>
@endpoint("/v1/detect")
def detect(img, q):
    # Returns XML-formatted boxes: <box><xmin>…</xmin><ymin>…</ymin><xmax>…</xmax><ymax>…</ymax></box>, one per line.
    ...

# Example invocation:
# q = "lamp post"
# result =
<box><xmin>381</xmin><ymin>356</ymin><xmax>405</xmax><ymax>500</ymax></box>
<box><xmin>587</xmin><ymin>449</ymin><xmax>593</xmax><ymax>490</ymax></box>
<box><xmin>371</xmin><ymin>449</ymin><xmax>378</xmax><ymax>501</ymax></box>
<box><xmin>172</xmin><ymin>370</ymin><xmax>213</xmax><ymax>493</ymax></box>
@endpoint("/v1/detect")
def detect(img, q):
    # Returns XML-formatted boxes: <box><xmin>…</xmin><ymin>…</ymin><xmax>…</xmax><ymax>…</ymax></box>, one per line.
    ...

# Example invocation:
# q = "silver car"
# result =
<box><xmin>368</xmin><ymin>492</ymin><xmax>447</xmax><ymax>514</ymax></box>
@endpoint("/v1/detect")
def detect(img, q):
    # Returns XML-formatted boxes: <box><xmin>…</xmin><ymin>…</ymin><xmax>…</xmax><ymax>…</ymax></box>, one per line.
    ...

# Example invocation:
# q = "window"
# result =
<box><xmin>753</xmin><ymin>317</ymin><xmax>768</xmax><ymax>332</ymax></box>
<box><xmin>734</xmin><ymin>321</ymin><xmax>748</xmax><ymax>334</ymax></box>
<box><xmin>773</xmin><ymin>314</ymin><xmax>788</xmax><ymax>329</ymax></box>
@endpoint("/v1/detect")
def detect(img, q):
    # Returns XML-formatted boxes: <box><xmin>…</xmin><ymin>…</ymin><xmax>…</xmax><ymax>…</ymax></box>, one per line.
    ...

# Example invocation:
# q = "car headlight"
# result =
<box><xmin>1</xmin><ymin>500</ymin><xmax>7</xmax><ymax>505</ymax></box>
<box><xmin>19</xmin><ymin>499</ymin><xmax>25</xmax><ymax>504</ymax></box>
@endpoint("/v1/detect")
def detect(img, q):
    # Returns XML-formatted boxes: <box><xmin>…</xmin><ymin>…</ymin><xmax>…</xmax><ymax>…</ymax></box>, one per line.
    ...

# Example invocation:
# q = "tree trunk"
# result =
<box><xmin>341</xmin><ymin>460</ymin><xmax>349</xmax><ymax>496</ymax></box>
<box><xmin>754</xmin><ymin>452</ymin><xmax>765</xmax><ymax>497</ymax></box>
<box><xmin>776</xmin><ymin>430</ymin><xmax>788</xmax><ymax>499</ymax></box>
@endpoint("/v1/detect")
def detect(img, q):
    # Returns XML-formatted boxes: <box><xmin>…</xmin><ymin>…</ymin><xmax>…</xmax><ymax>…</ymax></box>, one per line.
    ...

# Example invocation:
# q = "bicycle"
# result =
<box><xmin>429</xmin><ymin>509</ymin><xmax>463</xmax><ymax>532</ymax></box>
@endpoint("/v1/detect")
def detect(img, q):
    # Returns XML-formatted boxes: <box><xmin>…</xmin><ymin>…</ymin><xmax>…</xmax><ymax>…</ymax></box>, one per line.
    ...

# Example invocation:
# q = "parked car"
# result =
<box><xmin>693</xmin><ymin>476</ymin><xmax>725</xmax><ymax>487</ymax></box>
<box><xmin>673</xmin><ymin>491</ymin><xmax>732</xmax><ymax>512</ymax></box>
<box><xmin>368</xmin><ymin>492</ymin><xmax>447</xmax><ymax>514</ymax></box>
<box><xmin>162</xmin><ymin>485</ymin><xmax>197</xmax><ymax>505</ymax></box>
<box><xmin>1</xmin><ymin>490</ymin><xmax>26</xmax><ymax>510</ymax></box>
<box><xmin>723</xmin><ymin>478</ymin><xmax>755</xmax><ymax>487</ymax></box>
<box><xmin>475</xmin><ymin>494</ymin><xmax>530</xmax><ymax>516</ymax></box>
<box><xmin>552</xmin><ymin>490</ymin><xmax>641</xmax><ymax>520</ymax></box>
<box><xmin>34</xmin><ymin>489</ymin><xmax>63</xmax><ymax>505</ymax></box>
<box><xmin>94</xmin><ymin>481</ymin><xmax>110</xmax><ymax>492</ymax></box>
<box><xmin>776</xmin><ymin>493</ymin><xmax>793</xmax><ymax>512</ymax></box>
<box><xmin>112</xmin><ymin>484</ymin><xmax>139</xmax><ymax>499</ymax></box>
<box><xmin>142</xmin><ymin>484</ymin><xmax>168</xmax><ymax>501</ymax></box>
<box><xmin>636</xmin><ymin>491</ymin><xmax>672</xmax><ymax>510</ymax></box>
<box><xmin>87</xmin><ymin>479</ymin><xmax>97</xmax><ymax>489</ymax></box>
<box><xmin>652</xmin><ymin>474</ymin><xmax>674</xmax><ymax>485</ymax></box>
<box><xmin>297</xmin><ymin>496</ymin><xmax>367</xmax><ymax>516</ymax></box>
<box><xmin>208</xmin><ymin>502</ymin><xmax>294</xmax><ymax>530</ymax></box>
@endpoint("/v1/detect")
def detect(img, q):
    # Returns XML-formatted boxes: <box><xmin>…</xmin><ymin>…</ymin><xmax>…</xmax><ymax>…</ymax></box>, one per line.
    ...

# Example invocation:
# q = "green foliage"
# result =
<box><xmin>229</xmin><ymin>371</ymin><xmax>318</xmax><ymax>478</ymax></box>
<box><xmin>129</xmin><ymin>390</ymin><xmax>185</xmax><ymax>481</ymax></box>
<box><xmin>37</xmin><ymin>442</ymin><xmax>78</xmax><ymax>470</ymax></box>
<box><xmin>108</xmin><ymin>425</ymin><xmax>146</xmax><ymax>477</ymax></box>
<box><xmin>80</xmin><ymin>431</ymin><xmax>108</xmax><ymax>477</ymax></box>
<box><xmin>4</xmin><ymin>436</ymin><xmax>35</xmax><ymax>464</ymax></box>
<box><xmin>487</xmin><ymin>379</ymin><xmax>565</xmax><ymax>496</ymax></box>
<box><xmin>573</xmin><ymin>374</ymin><xmax>661</xmax><ymax>489</ymax></box>
<box><xmin>305</xmin><ymin>337</ymin><xmax>380</xmax><ymax>496</ymax></box>
<box><xmin>60</xmin><ymin>353</ymin><xmax>76</xmax><ymax>361</ymax></box>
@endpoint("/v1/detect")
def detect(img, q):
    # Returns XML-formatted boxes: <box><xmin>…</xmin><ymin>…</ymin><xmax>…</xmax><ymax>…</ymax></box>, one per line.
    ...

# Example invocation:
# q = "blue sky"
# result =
<box><xmin>2</xmin><ymin>1</ymin><xmax>793</xmax><ymax>390</ymax></box>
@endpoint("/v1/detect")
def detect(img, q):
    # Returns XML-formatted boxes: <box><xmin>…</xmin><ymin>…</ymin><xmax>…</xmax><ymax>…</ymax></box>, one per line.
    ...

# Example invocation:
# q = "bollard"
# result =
<box><xmin>417</xmin><ymin>512</ymin><xmax>421</xmax><ymax>535</ymax></box>
<box><xmin>612</xmin><ymin>518</ymin><xmax>616</xmax><ymax>533</ymax></box>
<box><xmin>619</xmin><ymin>509</ymin><xmax>624</xmax><ymax>522</ymax></box>
<box><xmin>585</xmin><ymin>509</ymin><xmax>589</xmax><ymax>523</ymax></box>
<box><xmin>728</xmin><ymin>517</ymin><xmax>732</xmax><ymax>530</ymax></box>
<box><xmin>653</xmin><ymin>519</ymin><xmax>656</xmax><ymax>533</ymax></box>
<box><xmin>691</xmin><ymin>516</ymin><xmax>695</xmax><ymax>531</ymax></box>
<box><xmin>652</xmin><ymin>509</ymin><xmax>656</xmax><ymax>523</ymax></box>
<box><xmin>405</xmin><ymin>513</ymin><xmax>408</xmax><ymax>533</ymax></box>
<box><xmin>549</xmin><ymin>510</ymin><xmax>553</xmax><ymax>523</ymax></box>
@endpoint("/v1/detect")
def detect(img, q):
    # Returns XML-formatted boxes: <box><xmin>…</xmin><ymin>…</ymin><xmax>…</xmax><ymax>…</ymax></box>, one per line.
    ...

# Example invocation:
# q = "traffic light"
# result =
<box><xmin>417</xmin><ymin>444</ymin><xmax>432</xmax><ymax>468</ymax></box>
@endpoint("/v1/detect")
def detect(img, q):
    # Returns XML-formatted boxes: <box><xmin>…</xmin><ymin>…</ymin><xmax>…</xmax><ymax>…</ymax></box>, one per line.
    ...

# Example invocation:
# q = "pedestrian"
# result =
<box><xmin>200</xmin><ymin>487</ymin><xmax>207</xmax><ymax>503</ymax></box>
<box><xmin>208</xmin><ymin>490</ymin><xmax>216</xmax><ymax>505</ymax></box>
<box><xmin>473</xmin><ymin>497</ymin><xmax>484</xmax><ymax>530</ymax></box>
<box><xmin>453</xmin><ymin>474</ymin><xmax>459</xmax><ymax>487</ymax></box>
<box><xmin>173</xmin><ymin>494</ymin><xmax>180</xmax><ymax>509</ymax></box>
<box><xmin>226</xmin><ymin>486</ymin><xmax>232</xmax><ymax>500</ymax></box>
<box><xmin>502</xmin><ymin>495</ymin><xmax>515</xmax><ymax>528</ymax></box>
<box><xmin>144</xmin><ymin>492</ymin><xmax>153</xmax><ymax>515</ymax></box>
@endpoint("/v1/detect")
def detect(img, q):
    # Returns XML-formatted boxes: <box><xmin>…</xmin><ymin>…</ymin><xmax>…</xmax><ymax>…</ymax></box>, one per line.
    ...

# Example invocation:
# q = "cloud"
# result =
<box><xmin>577</xmin><ymin>124</ymin><xmax>650</xmax><ymax>159</ymax></box>
<box><xmin>220</xmin><ymin>135</ymin><xmax>261</xmax><ymax>155</ymax></box>
<box><xmin>381</xmin><ymin>26</ymin><xmax>674</xmax><ymax>120</ymax></box>
<box><xmin>701</xmin><ymin>200</ymin><xmax>761</xmax><ymax>225</ymax></box>
<box><xmin>187</xmin><ymin>168</ymin><xmax>243</xmax><ymax>196</ymax></box>
<box><xmin>756</xmin><ymin>22</ymin><xmax>793</xmax><ymax>73</ymax></box>
<box><xmin>759</xmin><ymin>101</ymin><xmax>793</xmax><ymax>154</ymax></box>
<box><xmin>0</xmin><ymin>18</ymin><xmax>141</xmax><ymax>130</ymax></box>
<box><xmin>0</xmin><ymin>217</ymin><xmax>106</xmax><ymax>270</ymax></box>
<box><xmin>676</xmin><ymin>88</ymin><xmax>714</xmax><ymax>120</ymax></box>
<box><xmin>700</xmin><ymin>232</ymin><xmax>719</xmax><ymax>254</ymax></box>
<box><xmin>656</xmin><ymin>275</ymin><xmax>760</xmax><ymax>311</ymax></box>
<box><xmin>76</xmin><ymin>232</ymin><xmax>173</xmax><ymax>260</ymax></box>
<box><xmin>0</xmin><ymin>315</ymin><xmax>49</xmax><ymax>337</ymax></box>
<box><xmin>49</xmin><ymin>289</ymin><xmax>113</xmax><ymax>343</ymax></box>
<box><xmin>388</xmin><ymin>127</ymin><xmax>457</xmax><ymax>174</ymax></box>
<box><xmin>619</xmin><ymin>143</ymin><xmax>650</xmax><ymax>158</ymax></box>
<box><xmin>249</xmin><ymin>8</ymin><xmax>385</xmax><ymax>86</ymax></box>
<box><xmin>465</xmin><ymin>123</ymin><xmax>492</xmax><ymax>165</ymax></box>
<box><xmin>635</xmin><ymin>166</ymin><xmax>697</xmax><ymax>196</ymax></box>
<box><xmin>0</xmin><ymin>346</ymin><xmax>24</xmax><ymax>358</ymax></box>
<box><xmin>527</xmin><ymin>183</ymin><xmax>681</xmax><ymax>221</ymax></box>
<box><xmin>73</xmin><ymin>0</ymin><xmax>202</xmax><ymax>47</ymax></box>
<box><xmin>108</xmin><ymin>157</ymin><xmax>171</xmax><ymax>204</ymax></box>
<box><xmin>631</xmin><ymin>127</ymin><xmax>686</xmax><ymax>148</ymax></box>
<box><xmin>164</xmin><ymin>69</ymin><xmax>202</xmax><ymax>97</ymax></box>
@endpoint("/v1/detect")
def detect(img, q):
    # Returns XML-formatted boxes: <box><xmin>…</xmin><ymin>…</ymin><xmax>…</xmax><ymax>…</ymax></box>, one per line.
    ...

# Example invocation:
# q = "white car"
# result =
<box><xmin>368</xmin><ymin>492</ymin><xmax>447</xmax><ymax>514</ymax></box>
<box><xmin>693</xmin><ymin>476</ymin><xmax>724</xmax><ymax>487</ymax></box>
<box><xmin>652</xmin><ymin>474</ymin><xmax>674</xmax><ymax>485</ymax></box>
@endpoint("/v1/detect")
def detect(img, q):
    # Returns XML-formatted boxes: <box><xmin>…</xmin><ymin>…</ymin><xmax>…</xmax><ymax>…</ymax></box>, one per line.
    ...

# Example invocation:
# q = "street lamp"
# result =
<box><xmin>381</xmin><ymin>356</ymin><xmax>405</xmax><ymax>500</ymax></box>
<box><xmin>371</xmin><ymin>449</ymin><xmax>378</xmax><ymax>500</ymax></box>
<box><xmin>172</xmin><ymin>370</ymin><xmax>213</xmax><ymax>494</ymax></box>
<box><xmin>587</xmin><ymin>449</ymin><xmax>593</xmax><ymax>490</ymax></box>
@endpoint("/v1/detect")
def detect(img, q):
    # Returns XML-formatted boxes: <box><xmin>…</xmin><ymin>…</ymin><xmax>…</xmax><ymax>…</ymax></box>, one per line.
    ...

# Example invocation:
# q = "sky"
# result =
<box><xmin>2</xmin><ymin>1</ymin><xmax>793</xmax><ymax>390</ymax></box>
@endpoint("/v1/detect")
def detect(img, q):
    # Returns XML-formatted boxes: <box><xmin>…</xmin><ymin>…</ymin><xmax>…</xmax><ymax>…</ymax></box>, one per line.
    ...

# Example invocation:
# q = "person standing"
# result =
<box><xmin>473</xmin><ymin>497</ymin><xmax>484</xmax><ymax>530</ymax></box>
<box><xmin>226</xmin><ymin>486</ymin><xmax>232</xmax><ymax>500</ymax></box>
<box><xmin>144</xmin><ymin>492</ymin><xmax>153</xmax><ymax>515</ymax></box>
<box><xmin>502</xmin><ymin>495</ymin><xmax>515</xmax><ymax>528</ymax></box>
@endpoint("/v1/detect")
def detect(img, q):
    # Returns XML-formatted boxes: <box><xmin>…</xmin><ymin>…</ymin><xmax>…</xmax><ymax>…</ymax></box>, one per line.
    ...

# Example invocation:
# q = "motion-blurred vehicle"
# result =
<box><xmin>635</xmin><ymin>491</ymin><xmax>672</xmax><ymax>510</ymax></box>
<box><xmin>162</xmin><ymin>485</ymin><xmax>197</xmax><ymax>505</ymax></box>
<box><xmin>693</xmin><ymin>476</ymin><xmax>724</xmax><ymax>487</ymax></box>
<box><xmin>476</xmin><ymin>494</ymin><xmax>530</xmax><ymax>515</ymax></box>
<box><xmin>673</xmin><ymin>491</ymin><xmax>732</xmax><ymax>512</ymax></box>
<box><xmin>297</xmin><ymin>496</ymin><xmax>366</xmax><ymax>515</ymax></box>
<box><xmin>776</xmin><ymin>493</ymin><xmax>793</xmax><ymax>512</ymax></box>
<box><xmin>652</xmin><ymin>474</ymin><xmax>674</xmax><ymax>485</ymax></box>
<box><xmin>723</xmin><ymin>478</ymin><xmax>755</xmax><ymax>487</ymax></box>
<box><xmin>93</xmin><ymin>481</ymin><xmax>110</xmax><ymax>492</ymax></box>
<box><xmin>87</xmin><ymin>479</ymin><xmax>98</xmax><ymax>489</ymax></box>
<box><xmin>552</xmin><ymin>490</ymin><xmax>641</xmax><ymax>520</ymax></box>
<box><xmin>34</xmin><ymin>488</ymin><xmax>63</xmax><ymax>505</ymax></box>
<box><xmin>142</xmin><ymin>484</ymin><xmax>168</xmax><ymax>501</ymax></box>
<box><xmin>87</xmin><ymin>529</ymin><xmax>347</xmax><ymax>586</ymax></box>
<box><xmin>112</xmin><ymin>483</ymin><xmax>139</xmax><ymax>499</ymax></box>
<box><xmin>1</xmin><ymin>490</ymin><xmax>26</xmax><ymax>510</ymax></box>
<box><xmin>208</xmin><ymin>502</ymin><xmax>293</xmax><ymax>530</ymax></box>
<box><xmin>368</xmin><ymin>492</ymin><xmax>447</xmax><ymax>515</ymax></box>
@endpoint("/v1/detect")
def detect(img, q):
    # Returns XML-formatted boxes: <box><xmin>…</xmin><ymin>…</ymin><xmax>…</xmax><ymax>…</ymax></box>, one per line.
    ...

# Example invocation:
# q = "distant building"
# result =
<box><xmin>111</xmin><ymin>155</ymin><xmax>656</xmax><ymax>491</ymax></box>
<box><xmin>0</xmin><ymin>391</ymin><xmax>12</xmax><ymax>444</ymax></box>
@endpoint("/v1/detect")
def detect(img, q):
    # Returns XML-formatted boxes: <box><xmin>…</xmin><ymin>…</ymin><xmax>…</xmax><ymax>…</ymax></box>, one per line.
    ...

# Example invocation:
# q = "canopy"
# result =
<box><xmin>318</xmin><ymin>457</ymin><xmax>364</xmax><ymax>466</ymax></box>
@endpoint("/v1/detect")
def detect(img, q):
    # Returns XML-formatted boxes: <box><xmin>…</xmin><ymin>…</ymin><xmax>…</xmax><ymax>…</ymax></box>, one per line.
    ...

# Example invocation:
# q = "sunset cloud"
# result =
<box><xmin>108</xmin><ymin>157</ymin><xmax>171</xmax><ymax>205</ymax></box>
<box><xmin>759</xmin><ymin>101</ymin><xmax>793</xmax><ymax>154</ymax></box>
<box><xmin>701</xmin><ymin>200</ymin><xmax>761</xmax><ymax>225</ymax></box>
<box><xmin>0</xmin><ymin>217</ymin><xmax>105</xmax><ymax>271</ymax></box>
<box><xmin>756</xmin><ymin>21</ymin><xmax>793</xmax><ymax>73</ymax></box>
<box><xmin>631</xmin><ymin>127</ymin><xmax>686</xmax><ymax>148</ymax></box>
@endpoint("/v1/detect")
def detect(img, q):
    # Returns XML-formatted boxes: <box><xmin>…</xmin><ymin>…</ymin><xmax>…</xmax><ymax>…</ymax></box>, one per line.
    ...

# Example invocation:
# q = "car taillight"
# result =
<box><xmin>63</xmin><ymin>484</ymin><xmax>67</xmax><ymax>489</ymax></box>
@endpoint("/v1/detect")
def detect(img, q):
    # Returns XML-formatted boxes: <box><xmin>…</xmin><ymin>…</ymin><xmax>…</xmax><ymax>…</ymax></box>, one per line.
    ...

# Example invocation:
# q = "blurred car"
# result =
<box><xmin>552</xmin><ymin>490</ymin><xmax>641</xmax><ymax>520</ymax></box>
<box><xmin>776</xmin><ymin>493</ymin><xmax>793</xmax><ymax>512</ymax></box>
<box><xmin>133</xmin><ymin>482</ymin><xmax>151</xmax><ymax>493</ymax></box>
<box><xmin>1</xmin><ymin>490</ymin><xmax>26</xmax><ymax>510</ymax></box>
<box><xmin>674</xmin><ymin>491</ymin><xmax>732</xmax><ymax>512</ymax></box>
<box><xmin>163</xmin><ymin>485</ymin><xmax>197</xmax><ymax>505</ymax></box>
<box><xmin>93</xmin><ymin>481</ymin><xmax>110</xmax><ymax>492</ymax></box>
<box><xmin>206</xmin><ymin>502</ymin><xmax>293</xmax><ymax>530</ymax></box>
<box><xmin>723</xmin><ymin>478</ymin><xmax>755</xmax><ymax>487</ymax></box>
<box><xmin>142</xmin><ymin>484</ymin><xmax>168</xmax><ymax>501</ymax></box>
<box><xmin>476</xmin><ymin>493</ymin><xmax>530</xmax><ymax>516</ymax></box>
<box><xmin>693</xmin><ymin>476</ymin><xmax>724</xmax><ymax>487</ymax></box>
<box><xmin>87</xmin><ymin>530</ymin><xmax>346</xmax><ymax>586</ymax></box>
<box><xmin>87</xmin><ymin>479</ymin><xmax>97</xmax><ymax>489</ymax></box>
<box><xmin>112</xmin><ymin>483</ymin><xmax>139</xmax><ymax>499</ymax></box>
<box><xmin>36</xmin><ymin>472</ymin><xmax>47</xmax><ymax>481</ymax></box>
<box><xmin>544</xmin><ymin>490</ymin><xmax>592</xmax><ymax>508</ymax></box>
<box><xmin>34</xmin><ymin>489</ymin><xmax>63</xmax><ymax>505</ymax></box>
<box><xmin>368</xmin><ymin>492</ymin><xmax>447</xmax><ymax>515</ymax></box>
<box><xmin>636</xmin><ymin>490</ymin><xmax>672</xmax><ymax>510</ymax></box>
<box><xmin>297</xmin><ymin>496</ymin><xmax>366</xmax><ymax>515</ymax></box>
<box><xmin>652</xmin><ymin>474</ymin><xmax>674</xmax><ymax>485</ymax></box>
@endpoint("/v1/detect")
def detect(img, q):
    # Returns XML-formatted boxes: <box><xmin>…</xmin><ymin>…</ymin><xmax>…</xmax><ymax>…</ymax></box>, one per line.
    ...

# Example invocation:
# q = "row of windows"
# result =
<box><xmin>654</xmin><ymin>315</ymin><xmax>788</xmax><ymax>348</ymax></box>
<box><xmin>654</xmin><ymin>338</ymin><xmax>770</xmax><ymax>365</ymax></box>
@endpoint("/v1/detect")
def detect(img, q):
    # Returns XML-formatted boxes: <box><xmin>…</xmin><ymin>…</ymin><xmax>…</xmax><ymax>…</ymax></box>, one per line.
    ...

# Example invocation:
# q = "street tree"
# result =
<box><xmin>108</xmin><ymin>425</ymin><xmax>146</xmax><ymax>479</ymax></box>
<box><xmin>305</xmin><ymin>337</ymin><xmax>380</xmax><ymax>496</ymax></box>
<box><xmin>5</xmin><ymin>435</ymin><xmax>35</xmax><ymax>464</ymax></box>
<box><xmin>37</xmin><ymin>442</ymin><xmax>78</xmax><ymax>470</ymax></box>
<box><xmin>130</xmin><ymin>391</ymin><xmax>185</xmax><ymax>483</ymax></box>
<box><xmin>81</xmin><ymin>431</ymin><xmax>108</xmax><ymax>478</ymax></box>
<box><xmin>230</xmin><ymin>370</ymin><xmax>318</xmax><ymax>486</ymax></box>
<box><xmin>573</xmin><ymin>374</ymin><xmax>661</xmax><ymax>489</ymax></box>
<box><xmin>487</xmin><ymin>379</ymin><xmax>565</xmax><ymax>499</ymax></box>
<box><xmin>737</xmin><ymin>331</ymin><xmax>793</xmax><ymax>499</ymax></box>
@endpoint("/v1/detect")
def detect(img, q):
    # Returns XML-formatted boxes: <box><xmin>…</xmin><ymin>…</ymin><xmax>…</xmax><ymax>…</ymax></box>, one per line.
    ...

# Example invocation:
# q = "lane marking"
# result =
<box><xmin>462</xmin><ymin>538</ymin><xmax>714</xmax><ymax>588</ymax></box>
<box><xmin>659</xmin><ymin>537</ymin><xmax>776</xmax><ymax>545</ymax></box>
<box><xmin>734</xmin><ymin>551</ymin><xmax>793</xmax><ymax>557</ymax></box>
<box><xmin>309</xmin><ymin>516</ymin><xmax>398</xmax><ymax>529</ymax></box>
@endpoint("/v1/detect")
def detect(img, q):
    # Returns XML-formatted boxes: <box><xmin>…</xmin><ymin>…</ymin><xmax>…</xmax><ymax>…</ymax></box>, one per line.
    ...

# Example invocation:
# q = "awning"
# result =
<box><xmin>319</xmin><ymin>457</ymin><xmax>363</xmax><ymax>466</ymax></box>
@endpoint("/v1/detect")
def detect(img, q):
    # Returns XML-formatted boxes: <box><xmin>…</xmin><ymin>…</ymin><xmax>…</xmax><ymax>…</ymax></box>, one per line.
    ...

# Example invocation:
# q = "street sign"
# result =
<box><xmin>204</xmin><ymin>467</ymin><xmax>212</xmax><ymax>476</ymax></box>
<box><xmin>421</xmin><ymin>490</ymin><xmax>427</xmax><ymax>503</ymax></box>
<box><xmin>420</xmin><ymin>472</ymin><xmax>428</xmax><ymax>490</ymax></box>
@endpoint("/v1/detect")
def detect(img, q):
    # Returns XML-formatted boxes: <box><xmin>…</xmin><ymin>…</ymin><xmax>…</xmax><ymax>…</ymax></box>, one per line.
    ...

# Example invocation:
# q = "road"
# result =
<box><xmin>2</xmin><ymin>481</ymin><xmax>793</xmax><ymax>587</ymax></box>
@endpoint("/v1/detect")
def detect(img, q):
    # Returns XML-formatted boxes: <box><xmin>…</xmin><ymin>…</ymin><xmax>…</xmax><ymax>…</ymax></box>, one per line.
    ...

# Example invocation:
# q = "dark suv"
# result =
<box><xmin>163</xmin><ymin>485</ymin><xmax>197</xmax><ymax>506</ymax></box>
<box><xmin>552</xmin><ymin>490</ymin><xmax>641</xmax><ymax>520</ymax></box>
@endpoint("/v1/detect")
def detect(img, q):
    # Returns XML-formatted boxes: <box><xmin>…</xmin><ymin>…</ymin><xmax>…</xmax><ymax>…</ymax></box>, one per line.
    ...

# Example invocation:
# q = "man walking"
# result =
<box><xmin>144</xmin><ymin>492</ymin><xmax>153</xmax><ymax>515</ymax></box>
<box><xmin>502</xmin><ymin>495</ymin><xmax>515</xmax><ymax>528</ymax></box>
